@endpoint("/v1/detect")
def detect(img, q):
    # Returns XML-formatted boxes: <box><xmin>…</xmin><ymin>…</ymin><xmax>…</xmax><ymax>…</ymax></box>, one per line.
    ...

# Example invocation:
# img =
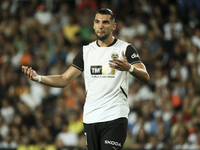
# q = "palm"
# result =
<box><xmin>31</xmin><ymin>70</ymin><xmax>39</xmax><ymax>81</ymax></box>
<box><xmin>109</xmin><ymin>51</ymin><xmax>130</xmax><ymax>71</ymax></box>
<box><xmin>21</xmin><ymin>66</ymin><xmax>39</xmax><ymax>81</ymax></box>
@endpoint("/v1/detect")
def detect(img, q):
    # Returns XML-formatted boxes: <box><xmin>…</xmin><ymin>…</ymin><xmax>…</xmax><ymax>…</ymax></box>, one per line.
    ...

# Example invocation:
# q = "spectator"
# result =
<box><xmin>56</xmin><ymin>122</ymin><xmax>78</xmax><ymax>147</ymax></box>
<box><xmin>0</xmin><ymin>99</ymin><xmax>15</xmax><ymax>124</ymax></box>
<box><xmin>144</xmin><ymin>134</ymin><xmax>164</xmax><ymax>150</ymax></box>
<box><xmin>172</xmin><ymin>125</ymin><xmax>190</xmax><ymax>150</ymax></box>
<box><xmin>62</xmin><ymin>15</ymin><xmax>80</xmax><ymax>45</ymax></box>
<box><xmin>189</xmin><ymin>129</ymin><xmax>200</xmax><ymax>149</ymax></box>
<box><xmin>50</xmin><ymin>115</ymin><xmax>63</xmax><ymax>140</ymax></box>
<box><xmin>0</xmin><ymin>116</ymin><xmax>9</xmax><ymax>139</ymax></box>
<box><xmin>79</xmin><ymin>16</ymin><xmax>94</xmax><ymax>44</ymax></box>
<box><xmin>1</xmin><ymin>133</ymin><xmax>17</xmax><ymax>149</ymax></box>
<box><xmin>67</xmin><ymin>110</ymin><xmax>84</xmax><ymax>134</ymax></box>
<box><xmin>132</xmin><ymin>127</ymin><xmax>148</xmax><ymax>149</ymax></box>
<box><xmin>34</xmin><ymin>4</ymin><xmax>52</xmax><ymax>26</ymax></box>
<box><xmin>163</xmin><ymin>13</ymin><xmax>183</xmax><ymax>41</ymax></box>
<box><xmin>191</xmin><ymin>27</ymin><xmax>200</xmax><ymax>49</ymax></box>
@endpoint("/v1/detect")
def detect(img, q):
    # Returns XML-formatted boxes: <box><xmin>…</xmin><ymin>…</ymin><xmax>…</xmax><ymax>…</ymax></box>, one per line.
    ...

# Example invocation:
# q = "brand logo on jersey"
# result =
<box><xmin>89</xmin><ymin>54</ymin><xmax>94</xmax><ymax>59</ymax></box>
<box><xmin>111</xmin><ymin>53</ymin><xmax>119</xmax><ymax>59</ymax></box>
<box><xmin>91</xmin><ymin>65</ymin><xmax>115</xmax><ymax>75</ymax></box>
<box><xmin>105</xmin><ymin>140</ymin><xmax>121</xmax><ymax>147</ymax></box>
<box><xmin>131</xmin><ymin>53</ymin><xmax>139</xmax><ymax>59</ymax></box>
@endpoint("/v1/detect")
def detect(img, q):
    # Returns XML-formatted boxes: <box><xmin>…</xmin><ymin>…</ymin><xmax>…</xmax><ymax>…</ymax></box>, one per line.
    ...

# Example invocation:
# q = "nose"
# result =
<box><xmin>98</xmin><ymin>22</ymin><xmax>103</xmax><ymax>29</ymax></box>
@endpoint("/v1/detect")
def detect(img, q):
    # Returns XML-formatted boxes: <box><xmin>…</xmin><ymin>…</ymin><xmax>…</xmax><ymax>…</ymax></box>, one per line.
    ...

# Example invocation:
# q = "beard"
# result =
<box><xmin>95</xmin><ymin>32</ymin><xmax>110</xmax><ymax>41</ymax></box>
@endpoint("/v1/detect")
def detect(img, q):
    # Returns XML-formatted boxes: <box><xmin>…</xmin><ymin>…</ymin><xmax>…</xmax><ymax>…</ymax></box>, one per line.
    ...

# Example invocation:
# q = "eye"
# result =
<box><xmin>103</xmin><ymin>21</ymin><xmax>109</xmax><ymax>24</ymax></box>
<box><xmin>94</xmin><ymin>20</ymin><xmax>99</xmax><ymax>23</ymax></box>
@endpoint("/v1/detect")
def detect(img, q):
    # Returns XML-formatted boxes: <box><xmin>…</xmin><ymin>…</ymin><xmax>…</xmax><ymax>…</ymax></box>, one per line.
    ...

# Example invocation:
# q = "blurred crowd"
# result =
<box><xmin>0</xmin><ymin>0</ymin><xmax>200</xmax><ymax>149</ymax></box>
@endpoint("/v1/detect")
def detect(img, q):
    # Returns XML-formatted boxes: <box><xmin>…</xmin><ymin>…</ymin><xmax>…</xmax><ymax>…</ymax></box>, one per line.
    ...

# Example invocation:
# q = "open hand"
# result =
<box><xmin>21</xmin><ymin>66</ymin><xmax>39</xmax><ymax>81</ymax></box>
<box><xmin>109</xmin><ymin>51</ymin><xmax>131</xmax><ymax>71</ymax></box>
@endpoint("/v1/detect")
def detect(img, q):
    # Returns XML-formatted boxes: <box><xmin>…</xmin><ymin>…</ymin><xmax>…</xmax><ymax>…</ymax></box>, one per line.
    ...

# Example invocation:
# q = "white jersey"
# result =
<box><xmin>72</xmin><ymin>39</ymin><xmax>141</xmax><ymax>123</ymax></box>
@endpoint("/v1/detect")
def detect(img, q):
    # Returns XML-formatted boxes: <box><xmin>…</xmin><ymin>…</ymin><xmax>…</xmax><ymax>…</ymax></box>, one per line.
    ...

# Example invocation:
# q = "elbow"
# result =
<box><xmin>146</xmin><ymin>73</ymin><xmax>150</xmax><ymax>84</ymax></box>
<box><xmin>146</xmin><ymin>74</ymin><xmax>150</xmax><ymax>84</ymax></box>
<box><xmin>61</xmin><ymin>75</ymin><xmax>69</xmax><ymax>88</ymax></box>
<box><xmin>143</xmin><ymin>73</ymin><xmax>150</xmax><ymax>84</ymax></box>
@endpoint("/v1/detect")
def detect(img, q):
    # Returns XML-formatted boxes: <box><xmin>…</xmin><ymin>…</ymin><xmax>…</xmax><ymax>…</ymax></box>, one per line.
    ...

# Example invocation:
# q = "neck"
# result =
<box><xmin>97</xmin><ymin>36</ymin><xmax>115</xmax><ymax>47</ymax></box>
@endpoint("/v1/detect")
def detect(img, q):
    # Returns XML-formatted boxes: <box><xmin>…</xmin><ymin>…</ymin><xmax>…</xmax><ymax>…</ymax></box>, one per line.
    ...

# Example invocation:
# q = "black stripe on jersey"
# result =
<box><xmin>71</xmin><ymin>64</ymin><xmax>83</xmax><ymax>71</ymax></box>
<box><xmin>130</xmin><ymin>60</ymin><xmax>142</xmax><ymax>65</ymax></box>
<box><xmin>120</xmin><ymin>86</ymin><xmax>127</xmax><ymax>98</ymax></box>
<box><xmin>125</xmin><ymin>45</ymin><xmax>141</xmax><ymax>64</ymax></box>
<box><xmin>72</xmin><ymin>48</ymin><xmax>84</xmax><ymax>72</ymax></box>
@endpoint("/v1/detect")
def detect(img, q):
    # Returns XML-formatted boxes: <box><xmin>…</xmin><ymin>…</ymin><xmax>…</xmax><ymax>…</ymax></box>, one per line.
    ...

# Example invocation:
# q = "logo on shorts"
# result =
<box><xmin>105</xmin><ymin>140</ymin><xmax>121</xmax><ymax>147</ymax></box>
<box><xmin>113</xmin><ymin>146</ymin><xmax>118</xmax><ymax>150</ymax></box>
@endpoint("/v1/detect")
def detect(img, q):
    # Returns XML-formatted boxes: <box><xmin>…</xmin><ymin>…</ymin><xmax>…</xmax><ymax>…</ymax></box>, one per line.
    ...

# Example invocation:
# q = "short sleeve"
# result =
<box><xmin>125</xmin><ymin>45</ymin><xmax>141</xmax><ymax>64</ymax></box>
<box><xmin>71</xmin><ymin>48</ymin><xmax>84</xmax><ymax>71</ymax></box>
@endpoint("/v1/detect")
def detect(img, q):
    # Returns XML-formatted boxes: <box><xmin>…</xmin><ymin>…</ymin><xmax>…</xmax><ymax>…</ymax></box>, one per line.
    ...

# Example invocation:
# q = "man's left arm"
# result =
<box><xmin>129</xmin><ymin>62</ymin><xmax>150</xmax><ymax>83</ymax></box>
<box><xmin>109</xmin><ymin>45</ymin><xmax>150</xmax><ymax>83</ymax></box>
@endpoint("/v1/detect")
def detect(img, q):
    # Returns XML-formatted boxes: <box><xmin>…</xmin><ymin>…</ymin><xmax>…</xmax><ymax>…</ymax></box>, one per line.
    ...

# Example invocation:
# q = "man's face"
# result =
<box><xmin>93</xmin><ymin>13</ymin><xmax>116</xmax><ymax>41</ymax></box>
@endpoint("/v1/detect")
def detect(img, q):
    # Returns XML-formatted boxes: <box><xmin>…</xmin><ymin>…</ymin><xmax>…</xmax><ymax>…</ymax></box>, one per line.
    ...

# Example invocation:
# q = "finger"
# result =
<box><xmin>29</xmin><ymin>67</ymin><xmax>32</xmax><ymax>79</ymax></box>
<box><xmin>109</xmin><ymin>59</ymin><xmax>122</xmax><ymax>64</ymax></box>
<box><xmin>109</xmin><ymin>64</ymin><xmax>114</xmax><ymax>69</ymax></box>
<box><xmin>22</xmin><ymin>66</ymin><xmax>26</xmax><ymax>72</ymax></box>
<box><xmin>109</xmin><ymin>62</ymin><xmax>117</xmax><ymax>68</ymax></box>
<box><xmin>122</xmin><ymin>50</ymin><xmax>126</xmax><ymax>58</ymax></box>
<box><xmin>26</xmin><ymin>68</ymin><xmax>30</xmax><ymax>78</ymax></box>
<box><xmin>21</xmin><ymin>66</ymin><xmax>24</xmax><ymax>72</ymax></box>
<box><xmin>112</xmin><ymin>60</ymin><xmax>124</xmax><ymax>67</ymax></box>
<box><xmin>109</xmin><ymin>60</ymin><xmax>119</xmax><ymax>67</ymax></box>
<box><xmin>24</xmin><ymin>66</ymin><xmax>28</xmax><ymax>74</ymax></box>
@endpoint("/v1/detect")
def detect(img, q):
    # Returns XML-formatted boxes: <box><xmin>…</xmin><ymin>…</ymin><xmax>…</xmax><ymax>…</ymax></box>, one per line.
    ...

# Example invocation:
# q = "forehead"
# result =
<box><xmin>94</xmin><ymin>13</ymin><xmax>112</xmax><ymax>21</ymax></box>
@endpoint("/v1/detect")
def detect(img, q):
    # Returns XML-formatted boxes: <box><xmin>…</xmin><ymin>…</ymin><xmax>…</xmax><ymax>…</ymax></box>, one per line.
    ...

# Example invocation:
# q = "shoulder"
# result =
<box><xmin>115</xmin><ymin>39</ymin><xmax>130</xmax><ymax>47</ymax></box>
<box><xmin>83</xmin><ymin>40</ymin><xmax>97</xmax><ymax>49</ymax></box>
<box><xmin>115</xmin><ymin>39</ymin><xmax>136</xmax><ymax>52</ymax></box>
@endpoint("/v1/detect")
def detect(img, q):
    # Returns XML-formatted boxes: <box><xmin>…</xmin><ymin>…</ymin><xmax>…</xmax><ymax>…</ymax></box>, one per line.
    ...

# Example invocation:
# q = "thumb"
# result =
<box><xmin>122</xmin><ymin>50</ymin><xmax>126</xmax><ymax>59</ymax></box>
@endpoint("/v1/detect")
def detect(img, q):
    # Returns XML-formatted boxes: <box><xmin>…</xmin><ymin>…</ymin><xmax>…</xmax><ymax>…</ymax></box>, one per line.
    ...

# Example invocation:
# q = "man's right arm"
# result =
<box><xmin>21</xmin><ymin>66</ymin><xmax>82</xmax><ymax>88</ymax></box>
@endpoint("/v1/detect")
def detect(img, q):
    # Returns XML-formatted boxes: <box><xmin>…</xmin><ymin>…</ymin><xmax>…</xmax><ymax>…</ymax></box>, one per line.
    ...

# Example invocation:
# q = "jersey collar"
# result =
<box><xmin>96</xmin><ymin>38</ymin><xmax>117</xmax><ymax>47</ymax></box>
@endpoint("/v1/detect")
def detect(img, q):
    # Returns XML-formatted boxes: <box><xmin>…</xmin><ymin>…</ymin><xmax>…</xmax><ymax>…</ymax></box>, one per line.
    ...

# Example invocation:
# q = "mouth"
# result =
<box><xmin>97</xmin><ymin>31</ymin><xmax>105</xmax><ymax>34</ymax></box>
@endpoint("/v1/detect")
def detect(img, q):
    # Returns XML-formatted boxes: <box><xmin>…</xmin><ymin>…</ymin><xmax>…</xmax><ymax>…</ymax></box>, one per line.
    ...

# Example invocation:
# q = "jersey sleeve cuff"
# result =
<box><xmin>71</xmin><ymin>64</ymin><xmax>84</xmax><ymax>72</ymax></box>
<box><xmin>130</xmin><ymin>60</ymin><xmax>142</xmax><ymax>65</ymax></box>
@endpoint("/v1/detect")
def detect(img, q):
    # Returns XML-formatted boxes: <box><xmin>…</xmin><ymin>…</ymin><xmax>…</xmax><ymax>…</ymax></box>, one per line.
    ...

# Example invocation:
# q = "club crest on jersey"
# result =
<box><xmin>111</xmin><ymin>53</ymin><xmax>119</xmax><ymax>59</ymax></box>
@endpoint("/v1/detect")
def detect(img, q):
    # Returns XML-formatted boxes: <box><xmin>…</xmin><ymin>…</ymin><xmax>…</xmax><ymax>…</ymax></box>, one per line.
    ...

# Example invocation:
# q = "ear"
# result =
<box><xmin>112</xmin><ymin>23</ymin><xmax>117</xmax><ymax>31</ymax></box>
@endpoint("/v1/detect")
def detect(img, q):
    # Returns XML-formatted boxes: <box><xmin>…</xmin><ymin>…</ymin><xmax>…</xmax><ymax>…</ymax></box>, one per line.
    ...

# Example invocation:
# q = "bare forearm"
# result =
<box><xmin>108</xmin><ymin>51</ymin><xmax>150</xmax><ymax>83</ymax></box>
<box><xmin>130</xmin><ymin>67</ymin><xmax>150</xmax><ymax>84</ymax></box>
<box><xmin>39</xmin><ymin>75</ymin><xmax>70</xmax><ymax>88</ymax></box>
<box><xmin>22</xmin><ymin>66</ymin><xmax>82</xmax><ymax>88</ymax></box>
<box><xmin>39</xmin><ymin>66</ymin><xmax>82</xmax><ymax>88</ymax></box>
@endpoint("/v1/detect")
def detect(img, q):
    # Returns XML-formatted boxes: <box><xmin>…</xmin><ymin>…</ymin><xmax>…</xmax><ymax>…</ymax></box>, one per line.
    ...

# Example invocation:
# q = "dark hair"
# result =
<box><xmin>96</xmin><ymin>8</ymin><xmax>115</xmax><ymax>22</ymax></box>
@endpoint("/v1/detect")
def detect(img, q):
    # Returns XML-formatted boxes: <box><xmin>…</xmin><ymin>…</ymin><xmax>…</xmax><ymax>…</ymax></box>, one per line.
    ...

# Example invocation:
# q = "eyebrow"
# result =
<box><xmin>94</xmin><ymin>19</ymin><xmax>110</xmax><ymax>23</ymax></box>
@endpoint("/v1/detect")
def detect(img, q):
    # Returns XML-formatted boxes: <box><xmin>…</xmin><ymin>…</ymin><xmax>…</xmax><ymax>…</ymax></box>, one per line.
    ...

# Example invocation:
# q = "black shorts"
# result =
<box><xmin>83</xmin><ymin>117</ymin><xmax>128</xmax><ymax>150</ymax></box>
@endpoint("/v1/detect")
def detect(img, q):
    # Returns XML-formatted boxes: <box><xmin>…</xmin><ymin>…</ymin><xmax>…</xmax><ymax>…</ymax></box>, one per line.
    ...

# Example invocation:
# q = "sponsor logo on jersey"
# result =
<box><xmin>91</xmin><ymin>65</ymin><xmax>115</xmax><ymax>76</ymax></box>
<box><xmin>131</xmin><ymin>53</ymin><xmax>139</xmax><ymax>59</ymax></box>
<box><xmin>91</xmin><ymin>66</ymin><xmax>102</xmax><ymax>75</ymax></box>
<box><xmin>111</xmin><ymin>52</ymin><xmax>119</xmax><ymax>59</ymax></box>
<box><xmin>105</xmin><ymin>140</ymin><xmax>121</xmax><ymax>147</ymax></box>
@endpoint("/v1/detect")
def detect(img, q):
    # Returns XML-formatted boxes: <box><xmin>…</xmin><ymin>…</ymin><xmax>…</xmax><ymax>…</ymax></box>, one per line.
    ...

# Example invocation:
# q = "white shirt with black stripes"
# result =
<box><xmin>72</xmin><ymin>39</ymin><xmax>141</xmax><ymax>123</ymax></box>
